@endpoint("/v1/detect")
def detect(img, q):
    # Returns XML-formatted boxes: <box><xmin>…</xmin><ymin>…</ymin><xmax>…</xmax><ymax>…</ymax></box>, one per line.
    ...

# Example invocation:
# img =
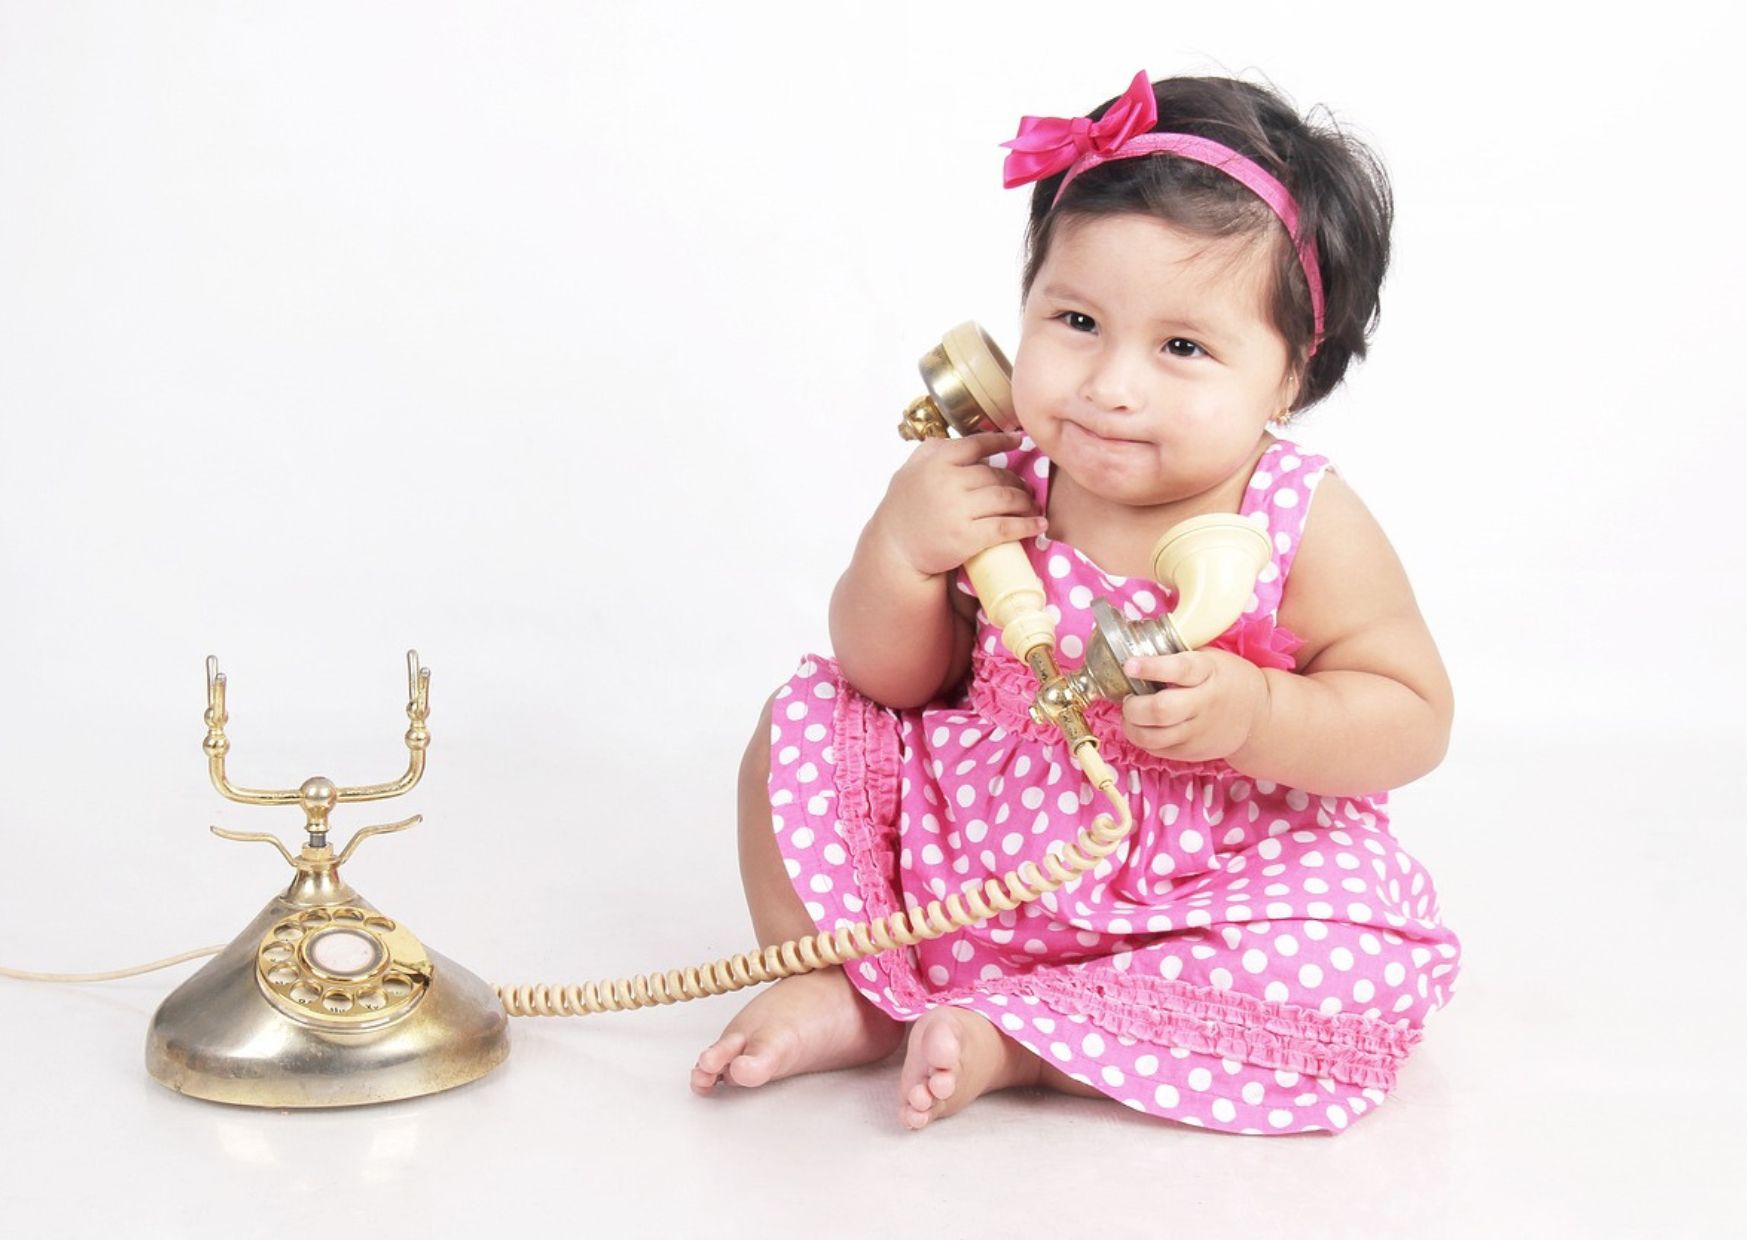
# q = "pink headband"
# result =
<box><xmin>1002</xmin><ymin>70</ymin><xmax>1326</xmax><ymax>353</ymax></box>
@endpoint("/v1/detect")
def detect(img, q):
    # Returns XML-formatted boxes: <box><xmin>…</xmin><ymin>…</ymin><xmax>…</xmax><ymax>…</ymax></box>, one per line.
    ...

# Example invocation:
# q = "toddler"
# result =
<box><xmin>691</xmin><ymin>71</ymin><xmax>1460</xmax><ymax>1135</ymax></box>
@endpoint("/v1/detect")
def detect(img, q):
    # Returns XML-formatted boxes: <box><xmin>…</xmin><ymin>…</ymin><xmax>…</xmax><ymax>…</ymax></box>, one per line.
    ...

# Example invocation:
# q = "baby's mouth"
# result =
<box><xmin>1066</xmin><ymin>421</ymin><xmax>1147</xmax><ymax>448</ymax></box>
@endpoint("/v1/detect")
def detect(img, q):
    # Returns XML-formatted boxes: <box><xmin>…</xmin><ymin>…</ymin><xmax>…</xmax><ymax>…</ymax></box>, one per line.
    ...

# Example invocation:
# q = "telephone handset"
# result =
<box><xmin>102</xmin><ymin>324</ymin><xmax>1270</xmax><ymax>1108</ymax></box>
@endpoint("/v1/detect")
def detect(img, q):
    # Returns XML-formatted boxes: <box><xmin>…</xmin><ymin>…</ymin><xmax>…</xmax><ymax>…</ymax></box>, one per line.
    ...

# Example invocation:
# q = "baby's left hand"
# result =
<box><xmin>1119</xmin><ymin>650</ymin><xmax>1270</xmax><ymax>764</ymax></box>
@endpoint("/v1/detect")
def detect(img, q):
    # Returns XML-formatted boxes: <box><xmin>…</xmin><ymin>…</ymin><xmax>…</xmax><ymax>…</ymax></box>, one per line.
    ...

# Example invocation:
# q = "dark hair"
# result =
<box><xmin>1020</xmin><ymin>76</ymin><xmax>1392</xmax><ymax>412</ymax></box>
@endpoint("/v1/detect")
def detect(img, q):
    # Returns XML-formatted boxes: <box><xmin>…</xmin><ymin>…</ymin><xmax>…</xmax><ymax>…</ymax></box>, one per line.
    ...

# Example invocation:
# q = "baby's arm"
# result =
<box><xmin>1230</xmin><ymin>472</ymin><xmax>1454</xmax><ymax>795</ymax></box>
<box><xmin>830</xmin><ymin>434</ymin><xmax>1043</xmax><ymax>710</ymax></box>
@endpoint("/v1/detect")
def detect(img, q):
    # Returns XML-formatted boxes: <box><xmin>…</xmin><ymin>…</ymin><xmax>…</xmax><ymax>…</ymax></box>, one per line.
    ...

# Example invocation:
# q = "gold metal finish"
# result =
<box><xmin>205</xmin><ymin>651</ymin><xmax>431</xmax><ymax>846</ymax></box>
<box><xmin>148</xmin><ymin>651</ymin><xmax>509</xmax><ymax>1108</ymax></box>
<box><xmin>898</xmin><ymin>321</ymin><xmax>1016</xmax><ymax>439</ymax></box>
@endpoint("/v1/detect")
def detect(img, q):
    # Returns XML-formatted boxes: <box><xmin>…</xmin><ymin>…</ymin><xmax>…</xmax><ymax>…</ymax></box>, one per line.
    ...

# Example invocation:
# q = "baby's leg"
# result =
<box><xmin>691</xmin><ymin>694</ymin><xmax>904</xmax><ymax>1095</ymax></box>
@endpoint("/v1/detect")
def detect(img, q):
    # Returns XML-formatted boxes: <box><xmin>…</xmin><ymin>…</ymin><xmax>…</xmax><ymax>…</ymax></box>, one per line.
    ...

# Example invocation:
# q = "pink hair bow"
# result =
<box><xmin>1001</xmin><ymin>70</ymin><xmax>1157</xmax><ymax>189</ymax></box>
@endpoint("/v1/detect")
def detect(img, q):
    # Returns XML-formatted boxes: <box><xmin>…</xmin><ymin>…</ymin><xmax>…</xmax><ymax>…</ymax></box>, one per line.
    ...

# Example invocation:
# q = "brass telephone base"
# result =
<box><xmin>146</xmin><ymin>890</ymin><xmax>508</xmax><ymax>1108</ymax></box>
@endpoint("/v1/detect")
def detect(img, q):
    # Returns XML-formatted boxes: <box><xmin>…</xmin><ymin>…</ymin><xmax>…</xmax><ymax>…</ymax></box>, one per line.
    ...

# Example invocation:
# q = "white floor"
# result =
<box><xmin>2</xmin><ymin>730</ymin><xmax>1742</xmax><ymax>1238</ymax></box>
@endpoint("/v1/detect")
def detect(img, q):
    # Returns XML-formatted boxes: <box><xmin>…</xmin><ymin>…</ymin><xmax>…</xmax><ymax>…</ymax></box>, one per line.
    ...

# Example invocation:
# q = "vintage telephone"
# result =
<box><xmin>5</xmin><ymin>322</ymin><xmax>1271</xmax><ymax>1109</ymax></box>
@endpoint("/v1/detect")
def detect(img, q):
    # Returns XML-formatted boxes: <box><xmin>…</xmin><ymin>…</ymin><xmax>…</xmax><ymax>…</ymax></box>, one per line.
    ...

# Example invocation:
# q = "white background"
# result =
<box><xmin>1</xmin><ymin>2</ymin><xmax>1742</xmax><ymax>1237</ymax></box>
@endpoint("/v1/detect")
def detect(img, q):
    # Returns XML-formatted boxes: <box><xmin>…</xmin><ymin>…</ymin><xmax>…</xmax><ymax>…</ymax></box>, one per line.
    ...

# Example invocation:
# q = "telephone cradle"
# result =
<box><xmin>134</xmin><ymin>324</ymin><xmax>1270</xmax><ymax>1108</ymax></box>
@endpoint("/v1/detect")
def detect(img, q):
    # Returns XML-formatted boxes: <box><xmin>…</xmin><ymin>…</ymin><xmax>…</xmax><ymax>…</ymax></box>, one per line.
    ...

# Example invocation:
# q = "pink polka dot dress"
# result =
<box><xmin>766</xmin><ymin>436</ymin><xmax>1460</xmax><ymax>1135</ymax></box>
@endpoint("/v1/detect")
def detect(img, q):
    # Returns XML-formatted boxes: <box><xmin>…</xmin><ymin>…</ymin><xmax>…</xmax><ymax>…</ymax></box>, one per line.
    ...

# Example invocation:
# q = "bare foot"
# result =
<box><xmin>897</xmin><ymin>1005</ymin><xmax>1043</xmax><ymax>1131</ymax></box>
<box><xmin>690</xmin><ymin>968</ymin><xmax>904</xmax><ymax>1095</ymax></box>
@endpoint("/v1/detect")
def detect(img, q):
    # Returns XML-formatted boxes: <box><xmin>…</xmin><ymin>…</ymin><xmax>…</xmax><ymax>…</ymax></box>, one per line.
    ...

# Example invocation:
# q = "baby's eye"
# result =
<box><xmin>1164</xmin><ymin>337</ymin><xmax>1206</xmax><ymax>359</ymax></box>
<box><xmin>1056</xmin><ymin>311</ymin><xmax>1097</xmax><ymax>333</ymax></box>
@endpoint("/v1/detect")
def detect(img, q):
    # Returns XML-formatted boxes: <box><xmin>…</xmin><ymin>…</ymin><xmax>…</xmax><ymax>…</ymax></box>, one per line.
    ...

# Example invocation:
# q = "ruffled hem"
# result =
<box><xmin>1021</xmin><ymin>968</ymin><xmax>1412</xmax><ymax>1090</ymax></box>
<box><xmin>879</xmin><ymin>963</ymin><xmax>1412</xmax><ymax>1092</ymax></box>
<box><xmin>827</xmin><ymin>660</ymin><xmax>935</xmax><ymax>1011</ymax></box>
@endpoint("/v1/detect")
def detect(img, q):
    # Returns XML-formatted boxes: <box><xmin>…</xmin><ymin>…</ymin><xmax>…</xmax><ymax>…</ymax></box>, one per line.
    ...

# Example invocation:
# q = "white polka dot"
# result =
<box><xmin>1187</xmin><ymin>1068</ymin><xmax>1213</xmax><ymax>1091</ymax></box>
<box><xmin>1384</xmin><ymin>961</ymin><xmax>1406</xmax><ymax>986</ymax></box>
<box><xmin>1264</xmin><ymin>981</ymin><xmax>1289</xmax><ymax>1002</ymax></box>
<box><xmin>1298</xmin><ymin>963</ymin><xmax>1323</xmax><ymax>988</ymax></box>
<box><xmin>1050</xmin><ymin>1042</ymin><xmax>1072</xmax><ymax>1061</ymax></box>
<box><xmin>1242</xmin><ymin>949</ymin><xmax>1269</xmax><ymax>974</ymax></box>
<box><xmin>1211</xmin><ymin>1098</ymin><xmax>1237</xmax><ymax>1123</ymax></box>
<box><xmin>1268</xmin><ymin>1109</ymin><xmax>1293</xmax><ymax>1129</ymax></box>
<box><xmin>1048</xmin><ymin>554</ymin><xmax>1071</xmax><ymax>578</ymax></box>
<box><xmin>1325</xmin><ymin>1105</ymin><xmax>1348</xmax><ymax>1129</ymax></box>
<box><xmin>1135</xmin><ymin>1055</ymin><xmax>1158</xmax><ymax>1076</ymax></box>
<box><xmin>1154</xmin><ymin>1084</ymin><xmax>1180</xmax><ymax>1108</ymax></box>
<box><xmin>1242</xmin><ymin>1081</ymin><xmax>1265</xmax><ymax>1105</ymax></box>
<box><xmin>1101</xmin><ymin>1066</ymin><xmax>1126</xmax><ymax>1087</ymax></box>
<box><xmin>1001</xmin><ymin>832</ymin><xmax>1024</xmax><ymax>856</ymax></box>
<box><xmin>1179</xmin><ymin>829</ymin><xmax>1204</xmax><ymax>852</ymax></box>
<box><xmin>791</xmin><ymin>827</ymin><xmax>814</xmax><ymax>848</ymax></box>
<box><xmin>1158</xmin><ymin>956</ymin><xmax>1183</xmax><ymax>980</ymax></box>
<box><xmin>1209</xmin><ymin>968</ymin><xmax>1233</xmax><ymax>990</ymax></box>
<box><xmin>1352</xmin><ymin>978</ymin><xmax>1375</xmax><ymax>1003</ymax></box>
<box><xmin>1330</xmin><ymin>947</ymin><xmax>1354</xmax><ymax>971</ymax></box>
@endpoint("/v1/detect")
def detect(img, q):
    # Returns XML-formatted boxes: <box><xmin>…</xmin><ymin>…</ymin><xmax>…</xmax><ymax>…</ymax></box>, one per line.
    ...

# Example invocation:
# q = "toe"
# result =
<box><xmin>927</xmin><ymin>1069</ymin><xmax>956</xmax><ymax>1101</ymax></box>
<box><xmin>690</xmin><ymin>1033</ymin><xmax>746</xmax><ymax>1094</ymax></box>
<box><xmin>697</xmin><ymin>1031</ymin><xmax>745</xmax><ymax>1074</ymax></box>
<box><xmin>727</xmin><ymin>1051</ymin><xmax>775</xmax><ymax>1088</ymax></box>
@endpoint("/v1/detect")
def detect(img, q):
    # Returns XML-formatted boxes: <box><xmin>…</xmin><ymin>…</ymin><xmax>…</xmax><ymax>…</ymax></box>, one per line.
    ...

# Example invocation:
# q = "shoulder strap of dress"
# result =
<box><xmin>1238</xmin><ymin>437</ymin><xmax>1332</xmax><ymax>617</ymax></box>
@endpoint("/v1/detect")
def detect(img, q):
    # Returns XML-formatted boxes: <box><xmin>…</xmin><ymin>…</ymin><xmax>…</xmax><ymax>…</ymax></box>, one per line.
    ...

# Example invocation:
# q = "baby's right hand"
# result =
<box><xmin>871</xmin><ymin>432</ymin><xmax>1047</xmax><ymax>578</ymax></box>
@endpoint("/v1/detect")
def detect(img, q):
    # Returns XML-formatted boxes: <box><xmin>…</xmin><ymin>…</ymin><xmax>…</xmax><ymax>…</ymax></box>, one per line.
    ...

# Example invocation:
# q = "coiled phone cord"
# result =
<box><xmin>495</xmin><ymin>744</ymin><xmax>1132</xmax><ymax>1017</ymax></box>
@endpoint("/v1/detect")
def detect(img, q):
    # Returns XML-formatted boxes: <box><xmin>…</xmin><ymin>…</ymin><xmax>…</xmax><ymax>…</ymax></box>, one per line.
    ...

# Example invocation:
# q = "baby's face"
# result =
<box><xmin>1011</xmin><ymin>213</ymin><xmax>1297</xmax><ymax>510</ymax></box>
